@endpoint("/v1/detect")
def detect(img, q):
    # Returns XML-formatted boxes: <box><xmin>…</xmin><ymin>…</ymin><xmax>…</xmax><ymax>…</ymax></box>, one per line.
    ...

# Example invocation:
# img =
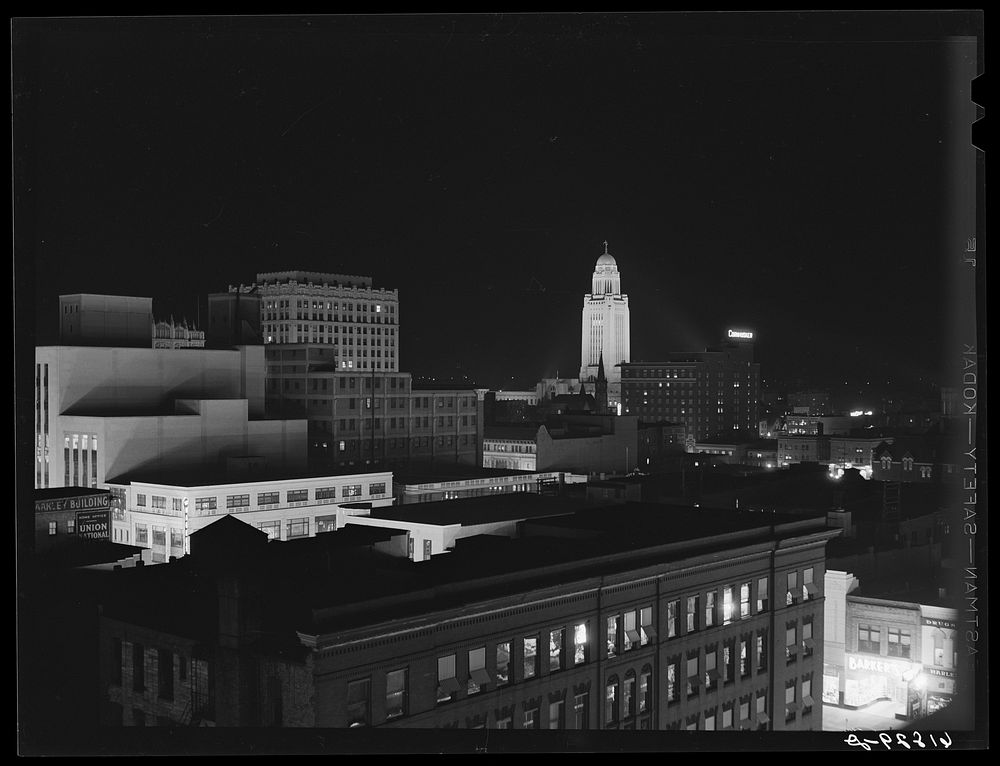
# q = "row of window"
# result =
<box><xmin>665</xmin><ymin>629</ymin><xmax>773</xmax><ymax>702</ymax></box>
<box><xmin>344</xmin><ymin>628</ymin><xmax>796</xmax><ymax>730</ymax></box>
<box><xmin>141</xmin><ymin>483</ymin><xmax>386</xmax><ymax>516</ymax></box>
<box><xmin>672</xmin><ymin>688</ymin><xmax>771</xmax><ymax>730</ymax></box>
<box><xmin>110</xmin><ymin>639</ymin><xmax>187</xmax><ymax>702</ymax></box>
<box><xmin>858</xmin><ymin>625</ymin><xmax>913</xmax><ymax>658</ymax></box>
<box><xmin>133</xmin><ymin>524</ymin><xmax>184</xmax><ymax>549</ymax></box>
<box><xmin>263</xmin><ymin>297</ymin><xmax>396</xmax><ymax>311</ymax></box>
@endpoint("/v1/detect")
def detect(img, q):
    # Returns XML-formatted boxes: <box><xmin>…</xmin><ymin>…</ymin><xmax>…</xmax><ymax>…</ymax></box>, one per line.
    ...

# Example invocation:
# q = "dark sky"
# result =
<box><xmin>13</xmin><ymin>13</ymin><xmax>979</xmax><ymax>399</ymax></box>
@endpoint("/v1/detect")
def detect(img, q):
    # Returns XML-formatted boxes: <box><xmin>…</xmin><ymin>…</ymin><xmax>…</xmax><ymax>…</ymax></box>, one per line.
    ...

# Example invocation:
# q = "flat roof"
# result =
<box><xmin>370</xmin><ymin>493</ymin><xmax>584</xmax><ymax>527</ymax></box>
<box><xmin>107</xmin><ymin>465</ymin><xmax>391</xmax><ymax>488</ymax></box>
<box><xmin>394</xmin><ymin>464</ymin><xmax>540</xmax><ymax>485</ymax></box>
<box><xmin>101</xmin><ymin>503</ymin><xmax>837</xmax><ymax>644</ymax></box>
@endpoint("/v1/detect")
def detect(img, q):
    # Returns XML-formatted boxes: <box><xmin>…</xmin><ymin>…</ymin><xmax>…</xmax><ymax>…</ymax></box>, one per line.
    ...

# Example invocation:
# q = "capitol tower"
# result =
<box><xmin>579</xmin><ymin>242</ymin><xmax>630</xmax><ymax>410</ymax></box>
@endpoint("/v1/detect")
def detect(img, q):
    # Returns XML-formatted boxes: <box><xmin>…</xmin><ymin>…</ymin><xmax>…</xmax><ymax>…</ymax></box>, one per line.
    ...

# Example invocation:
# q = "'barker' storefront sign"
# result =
<box><xmin>76</xmin><ymin>509</ymin><xmax>111</xmax><ymax>540</ymax></box>
<box><xmin>846</xmin><ymin>654</ymin><xmax>914</xmax><ymax>680</ymax></box>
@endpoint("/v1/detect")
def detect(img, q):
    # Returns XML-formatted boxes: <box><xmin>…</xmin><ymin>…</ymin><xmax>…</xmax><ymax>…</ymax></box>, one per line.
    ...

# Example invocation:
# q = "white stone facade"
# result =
<box><xmin>107</xmin><ymin>471</ymin><xmax>394</xmax><ymax>558</ymax></box>
<box><xmin>579</xmin><ymin>245</ymin><xmax>630</xmax><ymax>397</ymax></box>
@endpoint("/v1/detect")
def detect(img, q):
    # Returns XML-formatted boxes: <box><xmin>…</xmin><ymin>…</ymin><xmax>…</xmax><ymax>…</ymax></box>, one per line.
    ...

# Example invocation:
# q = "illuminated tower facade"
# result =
<box><xmin>580</xmin><ymin>243</ymin><xmax>630</xmax><ymax>410</ymax></box>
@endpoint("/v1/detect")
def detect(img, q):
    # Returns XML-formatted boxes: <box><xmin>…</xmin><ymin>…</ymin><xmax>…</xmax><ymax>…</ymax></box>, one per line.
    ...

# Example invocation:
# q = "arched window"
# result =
<box><xmin>903</xmin><ymin>456</ymin><xmax>914</xmax><ymax>471</ymax></box>
<box><xmin>605</xmin><ymin>676</ymin><xmax>619</xmax><ymax>726</ymax></box>
<box><xmin>639</xmin><ymin>665</ymin><xmax>653</xmax><ymax>715</ymax></box>
<box><xmin>623</xmin><ymin>670</ymin><xmax>636</xmax><ymax>719</ymax></box>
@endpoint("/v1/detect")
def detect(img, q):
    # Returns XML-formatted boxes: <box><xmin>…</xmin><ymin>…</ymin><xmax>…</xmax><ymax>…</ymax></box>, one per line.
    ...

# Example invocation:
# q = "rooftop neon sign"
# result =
<box><xmin>727</xmin><ymin>329</ymin><xmax>754</xmax><ymax>339</ymax></box>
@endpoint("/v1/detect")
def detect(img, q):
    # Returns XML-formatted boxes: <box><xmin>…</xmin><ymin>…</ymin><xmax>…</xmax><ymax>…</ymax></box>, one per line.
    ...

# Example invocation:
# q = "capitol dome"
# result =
<box><xmin>595</xmin><ymin>242</ymin><xmax>618</xmax><ymax>270</ymax></box>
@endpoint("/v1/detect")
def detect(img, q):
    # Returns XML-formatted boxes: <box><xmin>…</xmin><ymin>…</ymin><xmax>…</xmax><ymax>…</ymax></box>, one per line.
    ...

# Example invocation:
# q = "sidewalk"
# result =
<box><xmin>822</xmin><ymin>700</ymin><xmax>909</xmax><ymax>732</ymax></box>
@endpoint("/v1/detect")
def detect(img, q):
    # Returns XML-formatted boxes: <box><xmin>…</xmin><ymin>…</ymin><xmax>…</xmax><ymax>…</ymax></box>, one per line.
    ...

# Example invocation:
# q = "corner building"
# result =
<box><xmin>255</xmin><ymin>270</ymin><xmax>399</xmax><ymax>372</ymax></box>
<box><xmin>98</xmin><ymin>504</ymin><xmax>836</xmax><ymax>731</ymax></box>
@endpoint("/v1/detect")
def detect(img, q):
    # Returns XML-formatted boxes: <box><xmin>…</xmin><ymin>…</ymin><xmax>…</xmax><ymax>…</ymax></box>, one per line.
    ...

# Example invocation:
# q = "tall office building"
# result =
<box><xmin>253</xmin><ymin>270</ymin><xmax>399</xmax><ymax>372</ymax></box>
<box><xmin>580</xmin><ymin>244</ymin><xmax>630</xmax><ymax>408</ymax></box>
<box><xmin>621</xmin><ymin>331</ymin><xmax>761</xmax><ymax>442</ymax></box>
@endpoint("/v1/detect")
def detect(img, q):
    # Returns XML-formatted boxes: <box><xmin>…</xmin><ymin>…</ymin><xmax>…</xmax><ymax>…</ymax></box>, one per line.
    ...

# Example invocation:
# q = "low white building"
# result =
<box><xmin>482</xmin><ymin>427</ymin><xmax>538</xmax><ymax>471</ymax></box>
<box><xmin>106</xmin><ymin>468</ymin><xmax>393</xmax><ymax>560</ymax></box>
<box><xmin>344</xmin><ymin>493</ymin><xmax>582</xmax><ymax>562</ymax></box>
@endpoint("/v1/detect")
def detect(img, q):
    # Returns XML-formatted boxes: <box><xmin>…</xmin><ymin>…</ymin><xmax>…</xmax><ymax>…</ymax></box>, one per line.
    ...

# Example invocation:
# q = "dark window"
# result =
<box><xmin>346</xmin><ymin>678</ymin><xmax>371</xmax><ymax>727</ymax></box>
<box><xmin>574</xmin><ymin>693</ymin><xmax>590</xmax><ymax>730</ymax></box>
<box><xmin>157</xmin><ymin>650</ymin><xmax>174</xmax><ymax>701</ymax></box>
<box><xmin>858</xmin><ymin>624</ymin><xmax>881</xmax><ymax>654</ymax></box>
<box><xmin>111</xmin><ymin>638</ymin><xmax>122</xmax><ymax>685</ymax></box>
<box><xmin>887</xmin><ymin>628</ymin><xmax>911</xmax><ymax>658</ymax></box>
<box><xmin>386</xmin><ymin>669</ymin><xmax>408</xmax><ymax>719</ymax></box>
<box><xmin>132</xmin><ymin>643</ymin><xmax>145</xmax><ymax>692</ymax></box>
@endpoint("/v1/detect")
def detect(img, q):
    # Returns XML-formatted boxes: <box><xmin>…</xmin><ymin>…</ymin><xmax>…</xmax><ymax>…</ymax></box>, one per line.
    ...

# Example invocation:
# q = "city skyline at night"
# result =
<box><xmin>15</xmin><ymin>11</ymin><xmax>984</xmax><ymax>755</ymax></box>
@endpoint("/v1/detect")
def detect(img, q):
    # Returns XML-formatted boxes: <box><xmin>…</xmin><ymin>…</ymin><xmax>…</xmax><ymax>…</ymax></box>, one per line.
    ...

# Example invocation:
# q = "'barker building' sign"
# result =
<box><xmin>35</xmin><ymin>494</ymin><xmax>111</xmax><ymax>514</ymax></box>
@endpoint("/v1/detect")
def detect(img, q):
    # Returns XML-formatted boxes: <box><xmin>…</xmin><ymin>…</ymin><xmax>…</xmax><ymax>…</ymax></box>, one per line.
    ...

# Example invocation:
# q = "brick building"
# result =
<box><xmin>264</xmin><ymin>349</ymin><xmax>484</xmax><ymax>471</ymax></box>
<box><xmin>98</xmin><ymin>502</ymin><xmax>838</xmax><ymax>731</ymax></box>
<box><xmin>621</xmin><ymin>334</ymin><xmax>760</xmax><ymax>442</ymax></box>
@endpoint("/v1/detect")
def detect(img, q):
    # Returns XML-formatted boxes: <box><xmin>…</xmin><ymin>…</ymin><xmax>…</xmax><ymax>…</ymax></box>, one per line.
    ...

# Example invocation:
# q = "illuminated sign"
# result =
<box><xmin>76</xmin><ymin>509</ymin><xmax>111</xmax><ymax>540</ymax></box>
<box><xmin>846</xmin><ymin>654</ymin><xmax>914</xmax><ymax>680</ymax></box>
<box><xmin>922</xmin><ymin>617</ymin><xmax>957</xmax><ymax>630</ymax></box>
<box><xmin>727</xmin><ymin>329</ymin><xmax>754</xmax><ymax>340</ymax></box>
<box><xmin>925</xmin><ymin>667</ymin><xmax>956</xmax><ymax>679</ymax></box>
<box><xmin>34</xmin><ymin>493</ymin><xmax>111</xmax><ymax>514</ymax></box>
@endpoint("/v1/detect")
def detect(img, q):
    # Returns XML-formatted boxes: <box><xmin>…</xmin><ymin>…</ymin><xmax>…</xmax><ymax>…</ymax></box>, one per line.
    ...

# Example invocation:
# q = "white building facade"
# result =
<box><xmin>106</xmin><ymin>471</ymin><xmax>394</xmax><ymax>558</ymax></box>
<box><xmin>33</xmin><ymin>345</ymin><xmax>286</xmax><ymax>489</ymax></box>
<box><xmin>579</xmin><ymin>244</ymin><xmax>630</xmax><ymax>409</ymax></box>
<box><xmin>482</xmin><ymin>433</ymin><xmax>538</xmax><ymax>471</ymax></box>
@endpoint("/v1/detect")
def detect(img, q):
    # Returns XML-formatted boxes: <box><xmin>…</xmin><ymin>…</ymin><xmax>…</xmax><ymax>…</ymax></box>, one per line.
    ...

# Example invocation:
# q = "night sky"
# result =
<box><xmin>14</xmin><ymin>13</ymin><xmax>978</xmax><ymax>400</ymax></box>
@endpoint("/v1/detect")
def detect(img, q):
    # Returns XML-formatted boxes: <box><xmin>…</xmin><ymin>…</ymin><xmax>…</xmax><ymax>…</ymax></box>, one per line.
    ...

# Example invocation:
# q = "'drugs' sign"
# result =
<box><xmin>76</xmin><ymin>509</ymin><xmax>111</xmax><ymax>540</ymax></box>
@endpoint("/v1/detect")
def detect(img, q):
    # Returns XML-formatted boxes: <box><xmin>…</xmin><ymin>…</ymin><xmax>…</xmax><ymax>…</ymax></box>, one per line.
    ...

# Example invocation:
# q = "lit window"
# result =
<box><xmin>606</xmin><ymin>615</ymin><xmax>620</xmax><ymax>657</ymax></box>
<box><xmin>549</xmin><ymin>628</ymin><xmax>564</xmax><ymax>673</ymax></box>
<box><xmin>496</xmin><ymin>642</ymin><xmax>511</xmax><ymax>686</ymax></box>
<box><xmin>523</xmin><ymin>636</ymin><xmax>538</xmax><ymax>679</ymax></box>
<box><xmin>723</xmin><ymin>586</ymin><xmax>735</xmax><ymax>624</ymax></box>
<box><xmin>573</xmin><ymin>623</ymin><xmax>589</xmax><ymax>665</ymax></box>
<box><xmin>605</xmin><ymin>677</ymin><xmax>620</xmax><ymax>726</ymax></box>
